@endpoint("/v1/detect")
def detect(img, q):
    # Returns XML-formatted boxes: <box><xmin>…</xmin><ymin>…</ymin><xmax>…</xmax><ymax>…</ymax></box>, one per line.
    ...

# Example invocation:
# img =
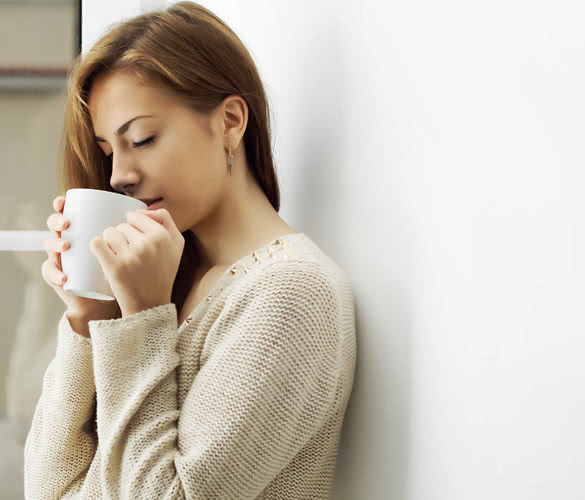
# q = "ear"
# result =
<box><xmin>221</xmin><ymin>95</ymin><xmax>248</xmax><ymax>151</ymax></box>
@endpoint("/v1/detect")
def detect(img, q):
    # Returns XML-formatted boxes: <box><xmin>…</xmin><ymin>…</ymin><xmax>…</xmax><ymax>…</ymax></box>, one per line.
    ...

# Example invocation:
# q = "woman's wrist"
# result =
<box><xmin>65</xmin><ymin>311</ymin><xmax>92</xmax><ymax>338</ymax></box>
<box><xmin>65</xmin><ymin>305</ymin><xmax>120</xmax><ymax>337</ymax></box>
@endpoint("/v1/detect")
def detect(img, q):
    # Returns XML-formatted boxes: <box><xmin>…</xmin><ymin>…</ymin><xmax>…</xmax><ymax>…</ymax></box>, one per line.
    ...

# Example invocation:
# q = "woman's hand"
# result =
<box><xmin>42</xmin><ymin>195</ymin><xmax>121</xmax><ymax>321</ymax></box>
<box><xmin>90</xmin><ymin>208</ymin><xmax>185</xmax><ymax>318</ymax></box>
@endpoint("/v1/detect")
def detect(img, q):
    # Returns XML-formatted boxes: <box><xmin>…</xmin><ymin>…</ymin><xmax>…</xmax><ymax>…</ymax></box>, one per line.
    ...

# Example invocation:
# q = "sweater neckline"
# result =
<box><xmin>179</xmin><ymin>232</ymin><xmax>309</xmax><ymax>330</ymax></box>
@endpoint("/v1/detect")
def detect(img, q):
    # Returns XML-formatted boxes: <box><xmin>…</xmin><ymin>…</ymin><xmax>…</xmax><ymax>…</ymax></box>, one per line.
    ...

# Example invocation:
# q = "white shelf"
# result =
<box><xmin>0</xmin><ymin>231</ymin><xmax>51</xmax><ymax>252</ymax></box>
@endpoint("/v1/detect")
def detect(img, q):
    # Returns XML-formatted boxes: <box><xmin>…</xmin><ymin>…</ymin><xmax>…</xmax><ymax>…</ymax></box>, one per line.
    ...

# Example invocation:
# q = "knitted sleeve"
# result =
<box><xmin>23</xmin><ymin>313</ymin><xmax>99</xmax><ymax>499</ymax></box>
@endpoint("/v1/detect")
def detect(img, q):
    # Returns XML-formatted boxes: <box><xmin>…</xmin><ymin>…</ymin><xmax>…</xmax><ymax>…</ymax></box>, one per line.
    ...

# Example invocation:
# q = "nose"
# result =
<box><xmin>109</xmin><ymin>152</ymin><xmax>140</xmax><ymax>195</ymax></box>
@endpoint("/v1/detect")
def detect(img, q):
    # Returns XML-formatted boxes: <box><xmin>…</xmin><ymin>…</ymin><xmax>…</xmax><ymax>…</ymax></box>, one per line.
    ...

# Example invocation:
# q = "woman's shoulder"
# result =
<box><xmin>227</xmin><ymin>232</ymin><xmax>354</xmax><ymax>307</ymax></box>
<box><xmin>200</xmin><ymin>233</ymin><xmax>356</xmax><ymax>362</ymax></box>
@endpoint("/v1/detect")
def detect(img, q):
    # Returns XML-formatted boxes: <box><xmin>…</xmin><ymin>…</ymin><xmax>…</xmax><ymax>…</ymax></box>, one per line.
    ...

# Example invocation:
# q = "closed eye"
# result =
<box><xmin>104</xmin><ymin>136</ymin><xmax>155</xmax><ymax>159</ymax></box>
<box><xmin>133</xmin><ymin>136</ymin><xmax>155</xmax><ymax>148</ymax></box>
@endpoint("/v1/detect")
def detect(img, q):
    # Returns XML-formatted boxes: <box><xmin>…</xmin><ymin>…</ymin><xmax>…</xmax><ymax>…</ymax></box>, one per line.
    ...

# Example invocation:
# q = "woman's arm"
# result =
<box><xmin>23</xmin><ymin>312</ymin><xmax>99</xmax><ymax>499</ymax></box>
<box><xmin>81</xmin><ymin>259</ymin><xmax>341</xmax><ymax>499</ymax></box>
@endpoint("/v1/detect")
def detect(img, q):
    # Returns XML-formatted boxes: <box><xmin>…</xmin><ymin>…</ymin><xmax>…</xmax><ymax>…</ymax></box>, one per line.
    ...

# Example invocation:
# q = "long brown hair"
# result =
<box><xmin>58</xmin><ymin>1</ymin><xmax>281</xmax><ymax>316</ymax></box>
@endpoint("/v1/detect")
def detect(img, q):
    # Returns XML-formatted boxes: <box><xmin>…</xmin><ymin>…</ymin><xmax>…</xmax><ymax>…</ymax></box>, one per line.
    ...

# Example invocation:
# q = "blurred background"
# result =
<box><xmin>0</xmin><ymin>0</ymin><xmax>80</xmax><ymax>497</ymax></box>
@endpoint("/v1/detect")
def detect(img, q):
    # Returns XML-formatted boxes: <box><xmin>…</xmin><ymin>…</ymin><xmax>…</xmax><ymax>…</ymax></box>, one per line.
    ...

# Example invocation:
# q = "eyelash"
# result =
<box><xmin>105</xmin><ymin>136</ymin><xmax>155</xmax><ymax>159</ymax></box>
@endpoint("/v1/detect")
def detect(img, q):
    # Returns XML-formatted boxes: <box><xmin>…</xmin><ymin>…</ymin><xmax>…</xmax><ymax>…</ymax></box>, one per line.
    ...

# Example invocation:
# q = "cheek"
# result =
<box><xmin>166</xmin><ymin>134</ymin><xmax>224</xmax><ymax>198</ymax></box>
<box><xmin>190</xmin><ymin>169</ymin><xmax>224</xmax><ymax>214</ymax></box>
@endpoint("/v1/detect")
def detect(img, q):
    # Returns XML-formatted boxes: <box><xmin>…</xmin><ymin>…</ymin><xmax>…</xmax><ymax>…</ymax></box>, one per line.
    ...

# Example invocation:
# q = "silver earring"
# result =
<box><xmin>227</xmin><ymin>144</ymin><xmax>234</xmax><ymax>175</ymax></box>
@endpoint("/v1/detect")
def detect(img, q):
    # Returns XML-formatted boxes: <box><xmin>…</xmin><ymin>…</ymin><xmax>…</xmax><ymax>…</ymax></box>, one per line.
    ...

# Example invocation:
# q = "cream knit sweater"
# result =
<box><xmin>24</xmin><ymin>233</ymin><xmax>357</xmax><ymax>499</ymax></box>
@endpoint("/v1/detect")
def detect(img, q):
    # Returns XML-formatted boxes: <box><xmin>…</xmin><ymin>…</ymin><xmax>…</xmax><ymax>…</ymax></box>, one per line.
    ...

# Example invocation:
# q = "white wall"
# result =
<box><xmin>81</xmin><ymin>0</ymin><xmax>165</xmax><ymax>53</ymax></box>
<box><xmin>85</xmin><ymin>1</ymin><xmax>585</xmax><ymax>499</ymax></box>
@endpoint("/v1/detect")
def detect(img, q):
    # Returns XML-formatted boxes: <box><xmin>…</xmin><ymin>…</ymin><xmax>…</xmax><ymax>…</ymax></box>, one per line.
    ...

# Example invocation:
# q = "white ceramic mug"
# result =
<box><xmin>60</xmin><ymin>189</ymin><xmax>147</xmax><ymax>300</ymax></box>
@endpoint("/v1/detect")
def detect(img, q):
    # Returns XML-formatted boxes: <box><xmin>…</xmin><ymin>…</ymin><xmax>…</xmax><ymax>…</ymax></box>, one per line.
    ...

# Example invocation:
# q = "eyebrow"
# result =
<box><xmin>94</xmin><ymin>115</ymin><xmax>156</xmax><ymax>143</ymax></box>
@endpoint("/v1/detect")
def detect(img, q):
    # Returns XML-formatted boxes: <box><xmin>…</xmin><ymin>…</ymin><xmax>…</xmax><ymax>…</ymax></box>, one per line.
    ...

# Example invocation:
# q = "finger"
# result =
<box><xmin>41</xmin><ymin>259</ymin><xmax>54</xmax><ymax>285</ymax></box>
<box><xmin>51</xmin><ymin>261</ymin><xmax>67</xmax><ymax>285</ymax></box>
<box><xmin>44</xmin><ymin>238</ymin><xmax>69</xmax><ymax>254</ymax></box>
<box><xmin>132</xmin><ymin>208</ymin><xmax>182</xmax><ymax>242</ymax></box>
<box><xmin>46</xmin><ymin>211</ymin><xmax>69</xmax><ymax>273</ymax></box>
<box><xmin>41</xmin><ymin>259</ymin><xmax>67</xmax><ymax>286</ymax></box>
<box><xmin>157</xmin><ymin>208</ymin><xmax>183</xmax><ymax>241</ymax></box>
<box><xmin>45</xmin><ymin>238</ymin><xmax>62</xmax><ymax>274</ymax></box>
<box><xmin>127</xmin><ymin>210</ymin><xmax>165</xmax><ymax>234</ymax></box>
<box><xmin>90</xmin><ymin>236</ymin><xmax>115</xmax><ymax>270</ymax></box>
<box><xmin>102</xmin><ymin>227</ymin><xmax>129</xmax><ymax>255</ymax></box>
<box><xmin>114</xmin><ymin>221</ymin><xmax>143</xmax><ymax>245</ymax></box>
<box><xmin>47</xmin><ymin>213</ymin><xmax>69</xmax><ymax>232</ymax></box>
<box><xmin>53</xmin><ymin>196</ymin><xmax>65</xmax><ymax>213</ymax></box>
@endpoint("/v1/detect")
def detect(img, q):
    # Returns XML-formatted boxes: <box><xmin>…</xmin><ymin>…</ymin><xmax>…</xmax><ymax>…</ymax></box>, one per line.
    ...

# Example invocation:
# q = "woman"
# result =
<box><xmin>25</xmin><ymin>2</ymin><xmax>357</xmax><ymax>499</ymax></box>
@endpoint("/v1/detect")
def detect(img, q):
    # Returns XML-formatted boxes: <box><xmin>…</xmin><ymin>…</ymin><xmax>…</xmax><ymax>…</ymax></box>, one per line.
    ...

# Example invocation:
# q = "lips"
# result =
<box><xmin>138</xmin><ymin>197</ymin><xmax>162</xmax><ymax>206</ymax></box>
<box><xmin>146</xmin><ymin>198</ymin><xmax>163</xmax><ymax>210</ymax></box>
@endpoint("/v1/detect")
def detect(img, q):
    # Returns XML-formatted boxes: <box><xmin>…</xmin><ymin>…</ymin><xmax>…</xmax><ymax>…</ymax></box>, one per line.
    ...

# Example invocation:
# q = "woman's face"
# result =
<box><xmin>88</xmin><ymin>70</ymin><xmax>226</xmax><ymax>233</ymax></box>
